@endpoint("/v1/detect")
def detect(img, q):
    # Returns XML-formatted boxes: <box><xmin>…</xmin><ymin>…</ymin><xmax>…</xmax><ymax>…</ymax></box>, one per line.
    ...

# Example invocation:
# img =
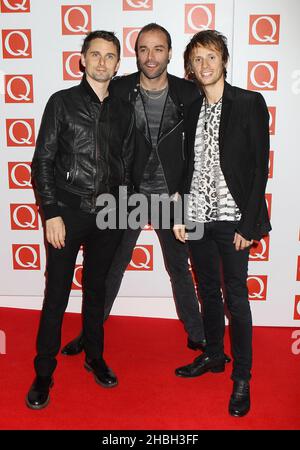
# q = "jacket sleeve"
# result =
<box><xmin>237</xmin><ymin>93</ymin><xmax>270</xmax><ymax>240</ymax></box>
<box><xmin>122</xmin><ymin>105</ymin><xmax>135</xmax><ymax>193</ymax></box>
<box><xmin>31</xmin><ymin>94</ymin><xmax>61</xmax><ymax>220</ymax></box>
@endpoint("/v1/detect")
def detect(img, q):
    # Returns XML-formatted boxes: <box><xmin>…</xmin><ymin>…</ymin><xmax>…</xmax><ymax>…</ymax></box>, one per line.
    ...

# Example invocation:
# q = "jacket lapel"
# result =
<box><xmin>187</xmin><ymin>98</ymin><xmax>203</xmax><ymax>185</ymax></box>
<box><xmin>158</xmin><ymin>73</ymin><xmax>184</xmax><ymax>142</ymax></box>
<box><xmin>133</xmin><ymin>73</ymin><xmax>152</xmax><ymax>144</ymax></box>
<box><xmin>219</xmin><ymin>81</ymin><xmax>234</xmax><ymax>157</ymax></box>
<box><xmin>188</xmin><ymin>98</ymin><xmax>203</xmax><ymax>154</ymax></box>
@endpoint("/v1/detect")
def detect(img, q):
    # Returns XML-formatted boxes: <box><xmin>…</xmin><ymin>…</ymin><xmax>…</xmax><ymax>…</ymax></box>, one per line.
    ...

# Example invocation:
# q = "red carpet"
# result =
<box><xmin>0</xmin><ymin>307</ymin><xmax>299</xmax><ymax>430</ymax></box>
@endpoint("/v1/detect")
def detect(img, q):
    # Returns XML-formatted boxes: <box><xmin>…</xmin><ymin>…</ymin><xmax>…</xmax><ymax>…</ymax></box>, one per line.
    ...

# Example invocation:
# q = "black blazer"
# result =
<box><xmin>184</xmin><ymin>81</ymin><xmax>271</xmax><ymax>241</ymax></box>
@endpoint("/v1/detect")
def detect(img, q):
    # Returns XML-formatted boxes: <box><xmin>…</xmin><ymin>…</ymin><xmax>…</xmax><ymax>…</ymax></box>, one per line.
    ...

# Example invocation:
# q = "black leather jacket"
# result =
<box><xmin>110</xmin><ymin>72</ymin><xmax>200</xmax><ymax>195</ymax></box>
<box><xmin>32</xmin><ymin>76</ymin><xmax>135</xmax><ymax>219</ymax></box>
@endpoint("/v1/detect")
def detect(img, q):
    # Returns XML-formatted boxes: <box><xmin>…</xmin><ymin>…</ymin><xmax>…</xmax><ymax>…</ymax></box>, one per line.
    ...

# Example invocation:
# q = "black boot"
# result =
<box><xmin>26</xmin><ymin>376</ymin><xmax>53</xmax><ymax>410</ymax></box>
<box><xmin>229</xmin><ymin>380</ymin><xmax>250</xmax><ymax>417</ymax></box>
<box><xmin>61</xmin><ymin>332</ymin><xmax>83</xmax><ymax>355</ymax></box>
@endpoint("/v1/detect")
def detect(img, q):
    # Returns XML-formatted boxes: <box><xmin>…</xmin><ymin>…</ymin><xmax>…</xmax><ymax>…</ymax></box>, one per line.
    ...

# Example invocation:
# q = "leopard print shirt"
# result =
<box><xmin>187</xmin><ymin>99</ymin><xmax>241</xmax><ymax>223</ymax></box>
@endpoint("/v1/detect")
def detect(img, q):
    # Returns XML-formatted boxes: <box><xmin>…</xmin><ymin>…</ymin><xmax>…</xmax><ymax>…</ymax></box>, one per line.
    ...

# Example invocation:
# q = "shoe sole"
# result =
<box><xmin>84</xmin><ymin>362</ymin><xmax>118</xmax><ymax>388</ymax></box>
<box><xmin>25</xmin><ymin>395</ymin><xmax>50</xmax><ymax>410</ymax></box>
<box><xmin>25</xmin><ymin>381</ymin><xmax>54</xmax><ymax>410</ymax></box>
<box><xmin>229</xmin><ymin>407</ymin><xmax>250</xmax><ymax>417</ymax></box>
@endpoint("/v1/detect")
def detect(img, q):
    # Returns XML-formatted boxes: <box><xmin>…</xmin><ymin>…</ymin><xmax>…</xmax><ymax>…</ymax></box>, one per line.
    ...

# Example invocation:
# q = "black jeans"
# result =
<box><xmin>104</xmin><ymin>226</ymin><xmax>205</xmax><ymax>343</ymax></box>
<box><xmin>188</xmin><ymin>221</ymin><xmax>252</xmax><ymax>381</ymax></box>
<box><xmin>34</xmin><ymin>206</ymin><xmax>123</xmax><ymax>376</ymax></box>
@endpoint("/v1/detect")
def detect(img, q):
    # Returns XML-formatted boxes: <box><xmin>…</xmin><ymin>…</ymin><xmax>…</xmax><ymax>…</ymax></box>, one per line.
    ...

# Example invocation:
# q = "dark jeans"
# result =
<box><xmin>104</xmin><ymin>226</ymin><xmax>205</xmax><ymax>343</ymax></box>
<box><xmin>188</xmin><ymin>221</ymin><xmax>252</xmax><ymax>381</ymax></box>
<box><xmin>34</xmin><ymin>206</ymin><xmax>123</xmax><ymax>376</ymax></box>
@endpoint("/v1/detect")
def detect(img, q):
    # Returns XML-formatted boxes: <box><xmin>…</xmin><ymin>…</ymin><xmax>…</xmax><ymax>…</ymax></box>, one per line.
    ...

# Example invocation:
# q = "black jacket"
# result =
<box><xmin>32</xmin><ymin>76</ymin><xmax>135</xmax><ymax>219</ymax></box>
<box><xmin>184</xmin><ymin>82</ymin><xmax>271</xmax><ymax>241</ymax></box>
<box><xmin>110</xmin><ymin>72</ymin><xmax>200</xmax><ymax>195</ymax></box>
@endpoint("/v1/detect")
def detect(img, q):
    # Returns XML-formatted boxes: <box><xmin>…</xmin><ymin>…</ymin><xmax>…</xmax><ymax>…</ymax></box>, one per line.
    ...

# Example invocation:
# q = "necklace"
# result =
<box><xmin>140</xmin><ymin>85</ymin><xmax>168</xmax><ymax>100</ymax></box>
<box><xmin>204</xmin><ymin>96</ymin><xmax>222</xmax><ymax>130</ymax></box>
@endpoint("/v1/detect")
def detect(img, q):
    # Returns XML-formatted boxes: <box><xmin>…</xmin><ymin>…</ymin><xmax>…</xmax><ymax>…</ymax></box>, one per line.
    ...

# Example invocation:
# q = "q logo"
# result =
<box><xmin>294</xmin><ymin>296</ymin><xmax>300</xmax><ymax>320</ymax></box>
<box><xmin>249</xmin><ymin>236</ymin><xmax>270</xmax><ymax>261</ymax></box>
<box><xmin>2</xmin><ymin>29</ymin><xmax>32</xmax><ymax>58</ymax></box>
<box><xmin>123</xmin><ymin>27</ymin><xmax>141</xmax><ymax>57</ymax></box>
<box><xmin>268</xmin><ymin>151</ymin><xmax>274</xmax><ymax>179</ymax></box>
<box><xmin>247</xmin><ymin>61</ymin><xmax>278</xmax><ymax>91</ymax></box>
<box><xmin>123</xmin><ymin>0</ymin><xmax>153</xmax><ymax>10</ymax></box>
<box><xmin>8</xmin><ymin>162</ymin><xmax>32</xmax><ymax>189</ymax></box>
<box><xmin>72</xmin><ymin>265</ymin><xmax>83</xmax><ymax>290</ymax></box>
<box><xmin>247</xmin><ymin>275</ymin><xmax>268</xmax><ymax>301</ymax></box>
<box><xmin>6</xmin><ymin>119</ymin><xmax>35</xmax><ymax>146</ymax></box>
<box><xmin>12</xmin><ymin>244</ymin><xmax>40</xmax><ymax>270</ymax></box>
<box><xmin>268</xmin><ymin>107</ymin><xmax>276</xmax><ymax>135</ymax></box>
<box><xmin>61</xmin><ymin>5</ymin><xmax>91</xmax><ymax>35</ymax></box>
<box><xmin>127</xmin><ymin>245</ymin><xmax>153</xmax><ymax>271</ymax></box>
<box><xmin>5</xmin><ymin>74</ymin><xmax>33</xmax><ymax>103</ymax></box>
<box><xmin>63</xmin><ymin>52</ymin><xmax>82</xmax><ymax>80</ymax></box>
<box><xmin>249</xmin><ymin>15</ymin><xmax>280</xmax><ymax>45</ymax></box>
<box><xmin>0</xmin><ymin>0</ymin><xmax>30</xmax><ymax>12</ymax></box>
<box><xmin>185</xmin><ymin>4</ymin><xmax>215</xmax><ymax>33</ymax></box>
<box><xmin>10</xmin><ymin>204</ymin><xmax>39</xmax><ymax>230</ymax></box>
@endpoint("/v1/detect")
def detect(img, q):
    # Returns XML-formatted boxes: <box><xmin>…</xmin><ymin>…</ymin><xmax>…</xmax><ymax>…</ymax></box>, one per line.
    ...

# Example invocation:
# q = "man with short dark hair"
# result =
<box><xmin>174</xmin><ymin>30</ymin><xmax>271</xmax><ymax>417</ymax></box>
<box><xmin>26</xmin><ymin>30</ymin><xmax>135</xmax><ymax>409</ymax></box>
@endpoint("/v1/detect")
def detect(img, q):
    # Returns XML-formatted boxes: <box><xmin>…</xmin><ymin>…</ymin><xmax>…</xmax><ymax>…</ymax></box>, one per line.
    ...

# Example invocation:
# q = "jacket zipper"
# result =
<box><xmin>158</xmin><ymin>119</ymin><xmax>183</xmax><ymax>145</ymax></box>
<box><xmin>105</xmin><ymin>104</ymin><xmax>111</xmax><ymax>190</ymax></box>
<box><xmin>92</xmin><ymin>103</ymin><xmax>103</xmax><ymax>212</ymax></box>
<box><xmin>67</xmin><ymin>155</ymin><xmax>77</xmax><ymax>184</ymax></box>
<box><xmin>155</xmin><ymin>145</ymin><xmax>170</xmax><ymax>195</ymax></box>
<box><xmin>156</xmin><ymin>120</ymin><xmax>184</xmax><ymax>195</ymax></box>
<box><xmin>181</xmin><ymin>131</ymin><xmax>185</xmax><ymax>160</ymax></box>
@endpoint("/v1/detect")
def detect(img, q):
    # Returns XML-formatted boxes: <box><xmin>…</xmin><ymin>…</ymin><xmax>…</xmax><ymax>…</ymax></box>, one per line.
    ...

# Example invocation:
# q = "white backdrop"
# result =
<box><xmin>0</xmin><ymin>0</ymin><xmax>299</xmax><ymax>326</ymax></box>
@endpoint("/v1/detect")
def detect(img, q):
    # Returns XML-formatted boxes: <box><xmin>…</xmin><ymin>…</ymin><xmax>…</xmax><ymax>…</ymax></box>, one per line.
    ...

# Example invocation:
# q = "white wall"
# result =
<box><xmin>0</xmin><ymin>0</ymin><xmax>299</xmax><ymax>326</ymax></box>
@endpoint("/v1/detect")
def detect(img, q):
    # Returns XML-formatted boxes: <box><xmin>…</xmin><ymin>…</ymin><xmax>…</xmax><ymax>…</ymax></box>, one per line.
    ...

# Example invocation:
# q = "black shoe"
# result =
<box><xmin>175</xmin><ymin>353</ymin><xmax>226</xmax><ymax>378</ymax></box>
<box><xmin>187</xmin><ymin>339</ymin><xmax>232</xmax><ymax>364</ymax></box>
<box><xmin>61</xmin><ymin>333</ymin><xmax>83</xmax><ymax>355</ymax></box>
<box><xmin>229</xmin><ymin>380</ymin><xmax>250</xmax><ymax>417</ymax></box>
<box><xmin>25</xmin><ymin>376</ymin><xmax>53</xmax><ymax>410</ymax></box>
<box><xmin>84</xmin><ymin>358</ymin><xmax>118</xmax><ymax>388</ymax></box>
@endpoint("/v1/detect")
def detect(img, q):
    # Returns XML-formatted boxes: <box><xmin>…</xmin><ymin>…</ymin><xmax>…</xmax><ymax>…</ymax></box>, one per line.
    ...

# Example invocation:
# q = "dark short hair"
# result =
<box><xmin>134</xmin><ymin>23</ymin><xmax>172</xmax><ymax>54</ymax></box>
<box><xmin>184</xmin><ymin>29</ymin><xmax>229</xmax><ymax>79</ymax></box>
<box><xmin>81</xmin><ymin>30</ymin><xmax>121</xmax><ymax>60</ymax></box>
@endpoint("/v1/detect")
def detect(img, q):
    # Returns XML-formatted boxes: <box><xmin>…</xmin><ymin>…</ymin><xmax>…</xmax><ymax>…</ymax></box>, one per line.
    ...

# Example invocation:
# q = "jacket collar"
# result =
<box><xmin>80</xmin><ymin>74</ymin><xmax>110</xmax><ymax>105</ymax></box>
